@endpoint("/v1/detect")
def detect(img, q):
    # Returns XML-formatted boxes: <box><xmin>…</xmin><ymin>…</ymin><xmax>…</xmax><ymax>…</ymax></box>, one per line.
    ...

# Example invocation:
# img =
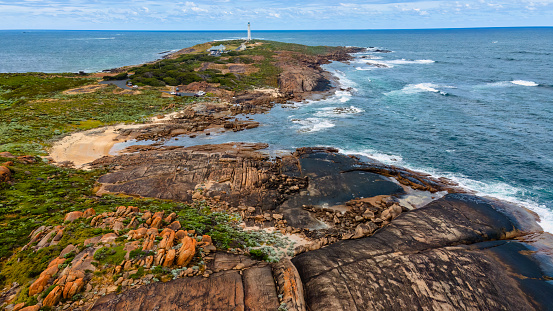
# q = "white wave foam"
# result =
<box><xmin>354</xmin><ymin>54</ymin><xmax>384</xmax><ymax>60</ymax></box>
<box><xmin>386</xmin><ymin>83</ymin><xmax>452</xmax><ymax>96</ymax></box>
<box><xmin>290</xmin><ymin>117</ymin><xmax>335</xmax><ymax>133</ymax></box>
<box><xmin>511</xmin><ymin>80</ymin><xmax>539</xmax><ymax>86</ymax></box>
<box><xmin>314</xmin><ymin>106</ymin><xmax>364</xmax><ymax>117</ymax></box>
<box><xmin>335</xmin><ymin>90</ymin><xmax>352</xmax><ymax>103</ymax></box>
<box><xmin>427</xmin><ymin>172</ymin><xmax>553</xmax><ymax>233</ymax></box>
<box><xmin>365</xmin><ymin>47</ymin><xmax>394</xmax><ymax>53</ymax></box>
<box><xmin>328</xmin><ymin>69</ymin><xmax>357</xmax><ymax>89</ymax></box>
<box><xmin>357</xmin><ymin>59</ymin><xmax>392</xmax><ymax>68</ymax></box>
<box><xmin>355</xmin><ymin>67</ymin><xmax>373</xmax><ymax>71</ymax></box>
<box><xmin>339</xmin><ymin>148</ymin><xmax>404</xmax><ymax>165</ymax></box>
<box><xmin>482</xmin><ymin>81</ymin><xmax>512</xmax><ymax>87</ymax></box>
<box><xmin>292</xmin><ymin>88</ymin><xmax>352</xmax><ymax>107</ymax></box>
<box><xmin>481</xmin><ymin>80</ymin><xmax>539</xmax><ymax>88</ymax></box>
<box><xmin>341</xmin><ymin>148</ymin><xmax>553</xmax><ymax>233</ymax></box>
<box><xmin>323</xmin><ymin>68</ymin><xmax>357</xmax><ymax>103</ymax></box>
<box><xmin>386</xmin><ymin>59</ymin><xmax>435</xmax><ymax>65</ymax></box>
<box><xmin>357</xmin><ymin>58</ymin><xmax>434</xmax><ymax>68</ymax></box>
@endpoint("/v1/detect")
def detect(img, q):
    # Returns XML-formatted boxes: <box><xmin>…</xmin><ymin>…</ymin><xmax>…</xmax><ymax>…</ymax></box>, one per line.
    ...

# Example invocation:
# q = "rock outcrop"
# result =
<box><xmin>91</xmin><ymin>254</ymin><xmax>279</xmax><ymax>311</ymax></box>
<box><xmin>292</xmin><ymin>194</ymin><xmax>553</xmax><ymax>310</ymax></box>
<box><xmin>278</xmin><ymin>67</ymin><xmax>330</xmax><ymax>93</ymax></box>
<box><xmin>93</xmin><ymin>145</ymin><xmax>408</xmax><ymax>233</ymax></box>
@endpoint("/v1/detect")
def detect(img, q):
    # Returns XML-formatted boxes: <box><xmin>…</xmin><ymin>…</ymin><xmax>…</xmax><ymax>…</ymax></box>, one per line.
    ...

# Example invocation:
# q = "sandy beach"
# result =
<box><xmin>49</xmin><ymin>124</ymin><xmax>140</xmax><ymax>169</ymax></box>
<box><xmin>48</xmin><ymin>110</ymin><xmax>187</xmax><ymax>169</ymax></box>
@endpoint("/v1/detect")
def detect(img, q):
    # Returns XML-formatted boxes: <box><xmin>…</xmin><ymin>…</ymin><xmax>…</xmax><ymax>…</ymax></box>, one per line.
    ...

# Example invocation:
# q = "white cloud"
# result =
<box><xmin>191</xmin><ymin>6</ymin><xmax>207</xmax><ymax>12</ymax></box>
<box><xmin>0</xmin><ymin>0</ymin><xmax>552</xmax><ymax>29</ymax></box>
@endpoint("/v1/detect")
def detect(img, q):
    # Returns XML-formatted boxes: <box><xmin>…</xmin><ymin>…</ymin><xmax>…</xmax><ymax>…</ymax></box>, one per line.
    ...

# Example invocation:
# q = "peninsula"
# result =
<box><xmin>1</xmin><ymin>39</ymin><xmax>552</xmax><ymax>311</ymax></box>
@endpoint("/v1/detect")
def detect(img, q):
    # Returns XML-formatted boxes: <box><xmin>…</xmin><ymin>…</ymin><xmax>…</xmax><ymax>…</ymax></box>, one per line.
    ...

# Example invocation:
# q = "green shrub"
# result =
<box><xmin>103</xmin><ymin>72</ymin><xmax>128</xmax><ymax>81</ymax></box>
<box><xmin>129</xmin><ymin>249</ymin><xmax>152</xmax><ymax>259</ymax></box>
<box><xmin>249</xmin><ymin>249</ymin><xmax>268</xmax><ymax>261</ymax></box>
<box><xmin>129</xmin><ymin>266</ymin><xmax>145</xmax><ymax>279</ymax></box>
<box><xmin>93</xmin><ymin>245</ymin><xmax>125</xmax><ymax>265</ymax></box>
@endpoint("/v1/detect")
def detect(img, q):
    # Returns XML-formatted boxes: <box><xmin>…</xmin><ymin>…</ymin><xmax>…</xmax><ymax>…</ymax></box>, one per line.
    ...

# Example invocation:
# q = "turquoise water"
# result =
<box><xmin>2</xmin><ymin>28</ymin><xmax>553</xmax><ymax>231</ymax></box>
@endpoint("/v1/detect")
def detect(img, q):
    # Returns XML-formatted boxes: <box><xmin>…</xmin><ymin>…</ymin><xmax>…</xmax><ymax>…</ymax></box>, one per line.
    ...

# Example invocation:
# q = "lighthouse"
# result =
<box><xmin>247</xmin><ymin>22</ymin><xmax>251</xmax><ymax>41</ymax></box>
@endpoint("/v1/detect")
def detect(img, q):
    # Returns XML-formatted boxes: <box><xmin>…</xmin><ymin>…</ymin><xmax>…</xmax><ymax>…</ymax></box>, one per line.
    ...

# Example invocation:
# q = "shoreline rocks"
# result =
<box><xmin>292</xmin><ymin>193</ymin><xmax>553</xmax><ymax>310</ymax></box>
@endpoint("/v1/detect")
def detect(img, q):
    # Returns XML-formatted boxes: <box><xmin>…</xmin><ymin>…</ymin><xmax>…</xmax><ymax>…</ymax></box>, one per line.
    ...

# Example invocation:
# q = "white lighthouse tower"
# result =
<box><xmin>247</xmin><ymin>22</ymin><xmax>251</xmax><ymax>41</ymax></box>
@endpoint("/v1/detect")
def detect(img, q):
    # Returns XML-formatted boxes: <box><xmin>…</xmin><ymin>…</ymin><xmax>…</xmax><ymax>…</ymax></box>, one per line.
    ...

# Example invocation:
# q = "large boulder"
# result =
<box><xmin>64</xmin><ymin>211</ymin><xmax>84</xmax><ymax>223</ymax></box>
<box><xmin>176</xmin><ymin>236</ymin><xmax>196</xmax><ymax>267</ymax></box>
<box><xmin>0</xmin><ymin>152</ymin><xmax>15</xmax><ymax>158</ymax></box>
<box><xmin>0</xmin><ymin>165</ymin><xmax>11</xmax><ymax>183</ymax></box>
<box><xmin>42</xmin><ymin>285</ymin><xmax>63</xmax><ymax>307</ymax></box>
<box><xmin>62</xmin><ymin>278</ymin><xmax>84</xmax><ymax>299</ymax></box>
<box><xmin>83</xmin><ymin>208</ymin><xmax>96</xmax><ymax>218</ymax></box>
<box><xmin>28</xmin><ymin>257</ymin><xmax>65</xmax><ymax>296</ymax></box>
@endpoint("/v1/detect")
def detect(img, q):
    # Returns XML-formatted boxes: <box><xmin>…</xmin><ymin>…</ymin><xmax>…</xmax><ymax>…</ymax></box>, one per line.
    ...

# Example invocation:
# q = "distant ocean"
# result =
<box><xmin>1</xmin><ymin>28</ymin><xmax>553</xmax><ymax>232</ymax></box>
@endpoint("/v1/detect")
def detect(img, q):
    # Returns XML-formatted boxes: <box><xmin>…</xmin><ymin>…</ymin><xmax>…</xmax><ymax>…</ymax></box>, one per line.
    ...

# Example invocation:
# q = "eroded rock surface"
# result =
<box><xmin>92</xmin><ymin>258</ymin><xmax>279</xmax><ymax>311</ymax></box>
<box><xmin>292</xmin><ymin>194</ymin><xmax>553</xmax><ymax>310</ymax></box>
<box><xmin>93</xmin><ymin>146</ymin><xmax>408</xmax><ymax>234</ymax></box>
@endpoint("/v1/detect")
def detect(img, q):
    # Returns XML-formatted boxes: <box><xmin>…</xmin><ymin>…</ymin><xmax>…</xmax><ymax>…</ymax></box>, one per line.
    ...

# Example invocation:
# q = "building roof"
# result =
<box><xmin>209</xmin><ymin>45</ymin><xmax>226</xmax><ymax>51</ymax></box>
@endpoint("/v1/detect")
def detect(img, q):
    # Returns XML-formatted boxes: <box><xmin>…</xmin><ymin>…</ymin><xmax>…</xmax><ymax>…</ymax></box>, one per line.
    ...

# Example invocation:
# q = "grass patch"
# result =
<box><xmin>129</xmin><ymin>266</ymin><xmax>145</xmax><ymax>279</ymax></box>
<box><xmin>93</xmin><ymin>245</ymin><xmax>126</xmax><ymax>266</ymax></box>
<box><xmin>0</xmin><ymin>73</ymin><xmax>193</xmax><ymax>155</ymax></box>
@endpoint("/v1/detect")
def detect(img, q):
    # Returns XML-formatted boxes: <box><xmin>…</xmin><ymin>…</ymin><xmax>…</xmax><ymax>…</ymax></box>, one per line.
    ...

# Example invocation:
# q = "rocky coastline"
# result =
<box><xmin>2</xmin><ymin>41</ymin><xmax>553</xmax><ymax>311</ymax></box>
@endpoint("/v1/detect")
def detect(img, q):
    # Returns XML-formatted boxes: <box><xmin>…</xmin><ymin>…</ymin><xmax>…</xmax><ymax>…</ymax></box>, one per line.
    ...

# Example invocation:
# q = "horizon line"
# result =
<box><xmin>2</xmin><ymin>26</ymin><xmax>553</xmax><ymax>32</ymax></box>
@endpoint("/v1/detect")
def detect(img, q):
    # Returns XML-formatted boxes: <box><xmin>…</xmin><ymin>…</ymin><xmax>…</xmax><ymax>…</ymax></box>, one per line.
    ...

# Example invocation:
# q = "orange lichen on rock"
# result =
<box><xmin>62</xmin><ymin>278</ymin><xmax>84</xmax><ymax>299</ymax></box>
<box><xmin>176</xmin><ymin>236</ymin><xmax>197</xmax><ymax>267</ymax></box>
<box><xmin>42</xmin><ymin>285</ymin><xmax>63</xmax><ymax>307</ymax></box>
<box><xmin>158</xmin><ymin>228</ymin><xmax>175</xmax><ymax>250</ymax></box>
<box><xmin>163</xmin><ymin>249</ymin><xmax>176</xmax><ymax>267</ymax></box>
<box><xmin>64</xmin><ymin>211</ymin><xmax>84</xmax><ymax>222</ymax></box>
<box><xmin>28</xmin><ymin>257</ymin><xmax>65</xmax><ymax>296</ymax></box>
<box><xmin>0</xmin><ymin>165</ymin><xmax>11</xmax><ymax>183</ymax></box>
<box><xmin>150</xmin><ymin>216</ymin><xmax>162</xmax><ymax>229</ymax></box>
<box><xmin>83</xmin><ymin>208</ymin><xmax>96</xmax><ymax>218</ymax></box>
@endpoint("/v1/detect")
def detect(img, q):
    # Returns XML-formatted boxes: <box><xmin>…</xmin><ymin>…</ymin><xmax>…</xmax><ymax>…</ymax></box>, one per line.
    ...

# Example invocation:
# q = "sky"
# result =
<box><xmin>0</xmin><ymin>0</ymin><xmax>552</xmax><ymax>30</ymax></box>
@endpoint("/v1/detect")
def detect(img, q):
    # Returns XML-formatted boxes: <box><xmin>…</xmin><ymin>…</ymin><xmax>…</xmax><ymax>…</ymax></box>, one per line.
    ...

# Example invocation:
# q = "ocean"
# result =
<box><xmin>1</xmin><ymin>28</ymin><xmax>552</xmax><ymax>232</ymax></box>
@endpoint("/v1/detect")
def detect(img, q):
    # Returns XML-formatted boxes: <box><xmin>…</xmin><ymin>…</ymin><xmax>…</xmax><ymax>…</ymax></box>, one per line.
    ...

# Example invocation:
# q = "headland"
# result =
<box><xmin>1</xmin><ymin>39</ymin><xmax>553</xmax><ymax>311</ymax></box>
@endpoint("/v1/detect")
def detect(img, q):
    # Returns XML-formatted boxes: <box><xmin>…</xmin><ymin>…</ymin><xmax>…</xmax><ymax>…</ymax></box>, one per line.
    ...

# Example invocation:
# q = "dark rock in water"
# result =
<box><xmin>365</xmin><ymin>62</ymin><xmax>390</xmax><ymax>68</ymax></box>
<box><xmin>373</xmin><ymin>49</ymin><xmax>392</xmax><ymax>53</ymax></box>
<box><xmin>278</xmin><ymin>150</ymin><xmax>404</xmax><ymax>229</ymax></box>
<box><xmin>292</xmin><ymin>193</ymin><xmax>553</xmax><ymax>310</ymax></box>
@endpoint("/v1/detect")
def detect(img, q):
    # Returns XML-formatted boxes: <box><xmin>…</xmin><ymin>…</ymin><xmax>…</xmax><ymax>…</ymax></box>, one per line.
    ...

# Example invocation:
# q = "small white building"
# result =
<box><xmin>207</xmin><ymin>45</ymin><xmax>226</xmax><ymax>56</ymax></box>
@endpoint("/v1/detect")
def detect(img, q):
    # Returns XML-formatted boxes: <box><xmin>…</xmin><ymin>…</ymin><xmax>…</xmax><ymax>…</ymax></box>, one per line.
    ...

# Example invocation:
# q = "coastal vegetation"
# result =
<box><xmin>0</xmin><ymin>40</ymin><xmax>342</xmax><ymax>156</ymax></box>
<box><xmin>0</xmin><ymin>73</ymin><xmax>193</xmax><ymax>155</ymax></box>
<box><xmin>0</xmin><ymin>40</ymin><xmax>362</xmax><ymax>310</ymax></box>
<box><xmin>0</xmin><ymin>155</ymin><xmax>288</xmax><ymax>290</ymax></box>
<box><xmin>128</xmin><ymin>40</ymin><xmax>346</xmax><ymax>90</ymax></box>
